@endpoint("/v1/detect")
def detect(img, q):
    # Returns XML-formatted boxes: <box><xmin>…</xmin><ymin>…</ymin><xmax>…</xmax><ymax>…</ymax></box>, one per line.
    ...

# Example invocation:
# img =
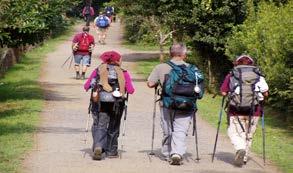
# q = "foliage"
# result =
<box><xmin>0</xmin><ymin>25</ymin><xmax>75</xmax><ymax>173</ymax></box>
<box><xmin>225</xmin><ymin>1</ymin><xmax>293</xmax><ymax>118</ymax></box>
<box><xmin>0</xmin><ymin>0</ymin><xmax>80</xmax><ymax>47</ymax></box>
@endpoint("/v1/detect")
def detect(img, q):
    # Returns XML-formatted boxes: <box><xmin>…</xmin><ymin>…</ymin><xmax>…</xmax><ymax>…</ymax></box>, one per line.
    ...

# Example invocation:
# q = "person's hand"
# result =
<box><xmin>221</xmin><ymin>92</ymin><xmax>227</xmax><ymax>96</ymax></box>
<box><xmin>89</xmin><ymin>44</ymin><xmax>95</xmax><ymax>52</ymax></box>
<box><xmin>72</xmin><ymin>43</ymin><xmax>78</xmax><ymax>51</ymax></box>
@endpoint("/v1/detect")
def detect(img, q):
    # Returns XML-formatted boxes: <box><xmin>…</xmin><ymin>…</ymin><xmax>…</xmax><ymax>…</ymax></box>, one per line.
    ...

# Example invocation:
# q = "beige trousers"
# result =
<box><xmin>228</xmin><ymin>116</ymin><xmax>259</xmax><ymax>157</ymax></box>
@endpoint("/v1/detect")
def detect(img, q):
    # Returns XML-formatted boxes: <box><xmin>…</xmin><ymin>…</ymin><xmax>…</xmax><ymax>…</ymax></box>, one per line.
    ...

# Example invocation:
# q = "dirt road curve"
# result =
<box><xmin>23</xmin><ymin>21</ymin><xmax>281</xmax><ymax>173</ymax></box>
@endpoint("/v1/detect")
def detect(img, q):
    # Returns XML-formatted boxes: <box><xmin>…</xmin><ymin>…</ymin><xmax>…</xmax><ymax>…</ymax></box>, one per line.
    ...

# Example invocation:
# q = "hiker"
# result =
<box><xmin>72</xmin><ymin>26</ymin><xmax>95</xmax><ymax>80</ymax></box>
<box><xmin>104</xmin><ymin>6</ymin><xmax>114</xmax><ymax>22</ymax></box>
<box><xmin>94</xmin><ymin>12</ymin><xmax>111</xmax><ymax>45</ymax></box>
<box><xmin>147</xmin><ymin>43</ymin><xmax>204</xmax><ymax>165</ymax></box>
<box><xmin>220</xmin><ymin>55</ymin><xmax>269</xmax><ymax>167</ymax></box>
<box><xmin>82</xmin><ymin>5</ymin><xmax>95</xmax><ymax>26</ymax></box>
<box><xmin>84</xmin><ymin>51</ymin><xmax>135</xmax><ymax>160</ymax></box>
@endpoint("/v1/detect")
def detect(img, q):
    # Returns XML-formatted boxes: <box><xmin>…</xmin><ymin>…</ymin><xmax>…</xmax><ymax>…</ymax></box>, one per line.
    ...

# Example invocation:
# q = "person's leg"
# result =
<box><xmin>170</xmin><ymin>110</ymin><xmax>192</xmax><ymax>158</ymax></box>
<box><xmin>81</xmin><ymin>55</ymin><xmax>90</xmax><ymax>79</ymax></box>
<box><xmin>86</xmin><ymin>15</ymin><xmax>90</xmax><ymax>26</ymax></box>
<box><xmin>91</xmin><ymin>103</ymin><xmax>110</xmax><ymax>160</ymax></box>
<box><xmin>101</xmin><ymin>29</ymin><xmax>107</xmax><ymax>44</ymax></box>
<box><xmin>106</xmin><ymin>101</ymin><xmax>124</xmax><ymax>157</ymax></box>
<box><xmin>160</xmin><ymin>107</ymin><xmax>172</xmax><ymax>160</ymax></box>
<box><xmin>244</xmin><ymin>116</ymin><xmax>260</xmax><ymax>163</ymax></box>
<box><xmin>228</xmin><ymin>116</ymin><xmax>247</xmax><ymax>166</ymax></box>
<box><xmin>74</xmin><ymin>55</ymin><xmax>82</xmax><ymax>79</ymax></box>
<box><xmin>98</xmin><ymin>28</ymin><xmax>103</xmax><ymax>43</ymax></box>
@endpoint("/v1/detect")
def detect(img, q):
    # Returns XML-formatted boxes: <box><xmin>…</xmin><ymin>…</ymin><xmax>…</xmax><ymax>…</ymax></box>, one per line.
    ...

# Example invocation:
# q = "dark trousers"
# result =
<box><xmin>85</xmin><ymin>15</ymin><xmax>91</xmax><ymax>26</ymax></box>
<box><xmin>91</xmin><ymin>101</ymin><xmax>124</xmax><ymax>155</ymax></box>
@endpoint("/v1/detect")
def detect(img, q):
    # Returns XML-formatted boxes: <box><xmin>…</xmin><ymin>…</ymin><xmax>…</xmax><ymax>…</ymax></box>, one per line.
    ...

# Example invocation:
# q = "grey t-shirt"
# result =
<box><xmin>147</xmin><ymin>59</ymin><xmax>189</xmax><ymax>85</ymax></box>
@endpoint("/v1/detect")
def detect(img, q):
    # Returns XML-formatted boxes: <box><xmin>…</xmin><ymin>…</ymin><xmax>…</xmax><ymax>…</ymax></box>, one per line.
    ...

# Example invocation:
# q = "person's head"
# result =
<box><xmin>234</xmin><ymin>55</ymin><xmax>255</xmax><ymax>66</ymax></box>
<box><xmin>170</xmin><ymin>43</ymin><xmax>187</xmax><ymax>59</ymax></box>
<box><xmin>82</xmin><ymin>26</ymin><xmax>90</xmax><ymax>33</ymax></box>
<box><xmin>99</xmin><ymin>11</ymin><xmax>104</xmax><ymax>15</ymax></box>
<box><xmin>100</xmin><ymin>51</ymin><xmax>122</xmax><ymax>65</ymax></box>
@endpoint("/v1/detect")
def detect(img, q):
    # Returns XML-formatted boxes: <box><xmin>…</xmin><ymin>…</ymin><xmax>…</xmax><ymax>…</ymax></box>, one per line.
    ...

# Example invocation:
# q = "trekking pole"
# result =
<box><xmin>212</xmin><ymin>96</ymin><xmax>225</xmax><ymax>162</ymax></box>
<box><xmin>68</xmin><ymin>55</ymin><xmax>74</xmax><ymax>69</ymax></box>
<box><xmin>193</xmin><ymin>110</ymin><xmax>200</xmax><ymax>162</ymax></box>
<box><xmin>82</xmin><ymin>93</ymin><xmax>92</xmax><ymax>158</ymax></box>
<box><xmin>61</xmin><ymin>54</ymin><xmax>73</xmax><ymax>68</ymax></box>
<box><xmin>261</xmin><ymin>107</ymin><xmax>266</xmax><ymax>165</ymax></box>
<box><xmin>149</xmin><ymin>86</ymin><xmax>158</xmax><ymax>156</ymax></box>
<box><xmin>120</xmin><ymin>93</ymin><xmax>129</xmax><ymax>159</ymax></box>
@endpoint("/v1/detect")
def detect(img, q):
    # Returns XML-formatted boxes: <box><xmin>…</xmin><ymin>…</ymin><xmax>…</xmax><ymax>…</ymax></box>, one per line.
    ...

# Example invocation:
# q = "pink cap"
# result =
<box><xmin>99</xmin><ymin>51</ymin><xmax>121</xmax><ymax>64</ymax></box>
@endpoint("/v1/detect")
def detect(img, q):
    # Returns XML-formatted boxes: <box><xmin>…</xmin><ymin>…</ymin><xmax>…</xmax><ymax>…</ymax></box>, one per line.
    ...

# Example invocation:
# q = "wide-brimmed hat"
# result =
<box><xmin>99</xmin><ymin>51</ymin><xmax>121</xmax><ymax>64</ymax></box>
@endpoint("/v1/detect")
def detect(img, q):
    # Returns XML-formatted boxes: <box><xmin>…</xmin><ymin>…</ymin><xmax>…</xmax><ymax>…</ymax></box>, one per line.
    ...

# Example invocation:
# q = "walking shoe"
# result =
<box><xmin>243</xmin><ymin>155</ymin><xmax>248</xmax><ymax>165</ymax></box>
<box><xmin>92</xmin><ymin>147</ymin><xmax>102</xmax><ymax>160</ymax></box>
<box><xmin>169</xmin><ymin>154</ymin><xmax>182</xmax><ymax>165</ymax></box>
<box><xmin>234</xmin><ymin>149</ymin><xmax>246</xmax><ymax>167</ymax></box>
<box><xmin>106</xmin><ymin>151</ymin><xmax>119</xmax><ymax>158</ymax></box>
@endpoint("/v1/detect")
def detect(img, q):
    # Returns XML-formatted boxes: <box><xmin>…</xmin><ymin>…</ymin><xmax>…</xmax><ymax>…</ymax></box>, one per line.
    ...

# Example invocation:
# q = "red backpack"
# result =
<box><xmin>78</xmin><ymin>33</ymin><xmax>90</xmax><ymax>52</ymax></box>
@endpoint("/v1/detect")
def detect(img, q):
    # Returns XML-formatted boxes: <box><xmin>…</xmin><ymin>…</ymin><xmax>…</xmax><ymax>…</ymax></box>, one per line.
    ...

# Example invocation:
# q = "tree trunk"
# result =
<box><xmin>159</xmin><ymin>44</ymin><xmax>164</xmax><ymax>63</ymax></box>
<box><xmin>208</xmin><ymin>56</ymin><xmax>212</xmax><ymax>88</ymax></box>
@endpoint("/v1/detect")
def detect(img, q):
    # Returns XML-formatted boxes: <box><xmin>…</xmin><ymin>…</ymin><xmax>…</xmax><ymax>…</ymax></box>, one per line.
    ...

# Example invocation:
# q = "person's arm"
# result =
<box><xmin>147</xmin><ymin>66</ymin><xmax>160</xmax><ymax>88</ymax></box>
<box><xmin>90</xmin><ymin>7</ymin><xmax>95</xmax><ymax>16</ymax></box>
<box><xmin>82</xmin><ymin>7</ymin><xmax>85</xmax><ymax>16</ymax></box>
<box><xmin>259</xmin><ymin>76</ymin><xmax>269</xmax><ymax>97</ymax></box>
<box><xmin>72</xmin><ymin>35</ymin><xmax>79</xmax><ymax>51</ymax></box>
<box><xmin>220</xmin><ymin>74</ymin><xmax>231</xmax><ymax>96</ymax></box>
<box><xmin>84</xmin><ymin>69</ymin><xmax>98</xmax><ymax>91</ymax></box>
<box><xmin>123</xmin><ymin>71</ymin><xmax>135</xmax><ymax>94</ymax></box>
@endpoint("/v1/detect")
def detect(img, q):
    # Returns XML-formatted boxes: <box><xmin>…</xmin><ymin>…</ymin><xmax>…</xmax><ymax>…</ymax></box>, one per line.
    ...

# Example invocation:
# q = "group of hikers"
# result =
<box><xmin>71</xmin><ymin>8</ymin><xmax>269</xmax><ymax>167</ymax></box>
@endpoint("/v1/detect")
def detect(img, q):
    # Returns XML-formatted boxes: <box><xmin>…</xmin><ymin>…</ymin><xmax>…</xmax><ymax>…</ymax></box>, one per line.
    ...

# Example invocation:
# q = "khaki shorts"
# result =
<box><xmin>98</xmin><ymin>27</ymin><xmax>108</xmax><ymax>33</ymax></box>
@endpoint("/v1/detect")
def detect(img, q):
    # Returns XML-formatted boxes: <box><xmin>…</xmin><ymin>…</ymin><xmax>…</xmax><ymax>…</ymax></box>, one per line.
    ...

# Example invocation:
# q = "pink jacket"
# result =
<box><xmin>82</xmin><ymin>7</ymin><xmax>95</xmax><ymax>16</ymax></box>
<box><xmin>84</xmin><ymin>69</ymin><xmax>135</xmax><ymax>94</ymax></box>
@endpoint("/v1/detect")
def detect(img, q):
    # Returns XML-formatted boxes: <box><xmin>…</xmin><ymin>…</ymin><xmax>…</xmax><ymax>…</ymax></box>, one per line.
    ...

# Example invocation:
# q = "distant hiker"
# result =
<box><xmin>84</xmin><ymin>51</ymin><xmax>135</xmax><ymax>160</ymax></box>
<box><xmin>104</xmin><ymin>6</ymin><xmax>114</xmax><ymax>22</ymax></box>
<box><xmin>94</xmin><ymin>12</ymin><xmax>111</xmax><ymax>45</ymax></box>
<box><xmin>72</xmin><ymin>26</ymin><xmax>95</xmax><ymax>80</ymax></box>
<box><xmin>82</xmin><ymin>5</ymin><xmax>95</xmax><ymax>26</ymax></box>
<box><xmin>147</xmin><ymin>43</ymin><xmax>204</xmax><ymax>165</ymax></box>
<box><xmin>220</xmin><ymin>55</ymin><xmax>269</xmax><ymax>167</ymax></box>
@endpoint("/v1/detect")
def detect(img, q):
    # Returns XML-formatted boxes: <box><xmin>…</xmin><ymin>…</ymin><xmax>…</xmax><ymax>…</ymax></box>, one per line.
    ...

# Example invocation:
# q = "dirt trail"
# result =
<box><xmin>23</xmin><ymin>21</ymin><xmax>281</xmax><ymax>173</ymax></box>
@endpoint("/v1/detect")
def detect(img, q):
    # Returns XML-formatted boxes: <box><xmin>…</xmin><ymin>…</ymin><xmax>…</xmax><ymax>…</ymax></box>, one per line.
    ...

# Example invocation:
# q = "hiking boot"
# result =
<box><xmin>76</xmin><ymin>73</ymin><xmax>80</xmax><ymax>80</ymax></box>
<box><xmin>169</xmin><ymin>154</ymin><xmax>182</xmax><ymax>165</ymax></box>
<box><xmin>234</xmin><ymin>149</ymin><xmax>246</xmax><ymax>167</ymax></box>
<box><xmin>92</xmin><ymin>147</ymin><xmax>103</xmax><ymax>160</ymax></box>
<box><xmin>81</xmin><ymin>74</ymin><xmax>86</xmax><ymax>80</ymax></box>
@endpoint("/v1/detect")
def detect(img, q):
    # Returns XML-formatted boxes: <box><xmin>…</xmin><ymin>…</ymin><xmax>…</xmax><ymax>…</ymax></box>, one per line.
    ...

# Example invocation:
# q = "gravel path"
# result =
<box><xmin>23</xmin><ymin>21</ymin><xmax>281</xmax><ymax>173</ymax></box>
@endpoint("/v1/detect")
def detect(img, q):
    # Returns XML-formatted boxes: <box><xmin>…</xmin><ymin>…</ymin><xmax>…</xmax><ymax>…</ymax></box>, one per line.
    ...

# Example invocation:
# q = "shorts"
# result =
<box><xmin>98</xmin><ymin>27</ymin><xmax>108</xmax><ymax>33</ymax></box>
<box><xmin>74</xmin><ymin>54</ymin><xmax>90</xmax><ymax>66</ymax></box>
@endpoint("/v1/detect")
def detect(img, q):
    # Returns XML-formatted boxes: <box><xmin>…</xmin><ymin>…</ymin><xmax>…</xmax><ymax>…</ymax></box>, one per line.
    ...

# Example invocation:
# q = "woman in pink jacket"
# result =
<box><xmin>84</xmin><ymin>51</ymin><xmax>135</xmax><ymax>160</ymax></box>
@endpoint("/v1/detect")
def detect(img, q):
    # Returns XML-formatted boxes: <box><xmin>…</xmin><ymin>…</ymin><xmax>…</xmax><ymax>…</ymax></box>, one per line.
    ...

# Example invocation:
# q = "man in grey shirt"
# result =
<box><xmin>147</xmin><ymin>43</ymin><xmax>204</xmax><ymax>165</ymax></box>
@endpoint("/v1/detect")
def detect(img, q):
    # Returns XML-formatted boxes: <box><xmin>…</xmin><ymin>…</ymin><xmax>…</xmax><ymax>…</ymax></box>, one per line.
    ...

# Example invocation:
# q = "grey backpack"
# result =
<box><xmin>228</xmin><ymin>65</ymin><xmax>261</xmax><ymax>114</ymax></box>
<box><xmin>99</xmin><ymin>65</ymin><xmax>121</xmax><ymax>102</ymax></box>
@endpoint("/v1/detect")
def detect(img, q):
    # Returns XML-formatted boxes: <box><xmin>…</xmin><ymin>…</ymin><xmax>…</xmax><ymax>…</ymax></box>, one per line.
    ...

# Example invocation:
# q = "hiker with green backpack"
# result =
<box><xmin>220</xmin><ymin>55</ymin><xmax>269</xmax><ymax>167</ymax></box>
<box><xmin>147</xmin><ymin>43</ymin><xmax>204</xmax><ymax>165</ymax></box>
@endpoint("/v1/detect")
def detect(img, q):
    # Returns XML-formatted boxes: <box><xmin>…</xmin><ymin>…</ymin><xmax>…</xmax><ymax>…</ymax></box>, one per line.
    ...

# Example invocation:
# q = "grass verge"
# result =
<box><xmin>134</xmin><ymin>58</ymin><xmax>292</xmax><ymax>173</ymax></box>
<box><xmin>122</xmin><ymin>41</ymin><xmax>169</xmax><ymax>51</ymax></box>
<box><xmin>0</xmin><ymin>26</ymin><xmax>75</xmax><ymax>173</ymax></box>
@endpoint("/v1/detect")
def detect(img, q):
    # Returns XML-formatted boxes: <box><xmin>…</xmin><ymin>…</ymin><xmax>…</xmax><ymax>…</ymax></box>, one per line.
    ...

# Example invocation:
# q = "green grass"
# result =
<box><xmin>0</xmin><ymin>27</ymin><xmax>75</xmax><ymax>173</ymax></box>
<box><xmin>123</xmin><ymin>41</ymin><xmax>169</xmax><ymax>51</ymax></box>
<box><xmin>134</xmin><ymin>58</ymin><xmax>293</xmax><ymax>173</ymax></box>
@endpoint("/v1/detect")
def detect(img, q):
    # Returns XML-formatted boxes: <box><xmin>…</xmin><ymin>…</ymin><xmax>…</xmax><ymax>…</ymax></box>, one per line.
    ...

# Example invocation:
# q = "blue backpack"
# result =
<box><xmin>96</xmin><ymin>16</ymin><xmax>109</xmax><ymax>28</ymax></box>
<box><xmin>162</xmin><ymin>61</ymin><xmax>204</xmax><ymax>111</ymax></box>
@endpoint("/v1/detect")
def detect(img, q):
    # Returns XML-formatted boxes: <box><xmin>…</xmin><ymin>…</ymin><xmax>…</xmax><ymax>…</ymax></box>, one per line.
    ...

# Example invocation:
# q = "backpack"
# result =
<box><xmin>99</xmin><ymin>65</ymin><xmax>123</xmax><ymax>102</ymax></box>
<box><xmin>162</xmin><ymin>61</ymin><xmax>204</xmax><ymax>111</ymax></box>
<box><xmin>77</xmin><ymin>33</ymin><xmax>91</xmax><ymax>52</ymax></box>
<box><xmin>228</xmin><ymin>65</ymin><xmax>261</xmax><ymax>114</ymax></box>
<box><xmin>84</xmin><ymin>6</ymin><xmax>91</xmax><ymax>15</ymax></box>
<box><xmin>96</xmin><ymin>16</ymin><xmax>109</xmax><ymax>28</ymax></box>
<box><xmin>105</xmin><ymin>6</ymin><xmax>113</xmax><ymax>16</ymax></box>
